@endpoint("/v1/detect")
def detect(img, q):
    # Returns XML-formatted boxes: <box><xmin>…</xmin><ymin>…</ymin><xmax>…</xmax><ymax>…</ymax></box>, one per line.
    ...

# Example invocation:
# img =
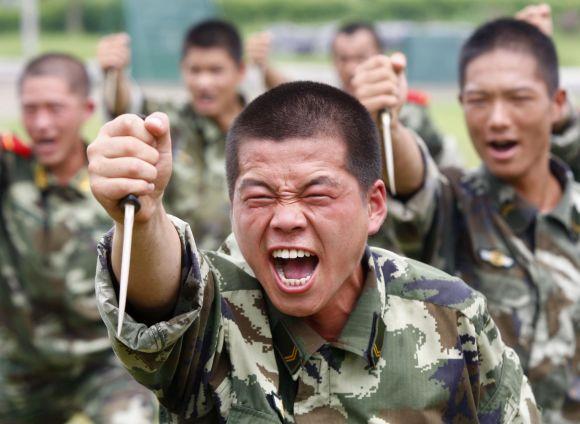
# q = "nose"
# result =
<box><xmin>31</xmin><ymin>108</ymin><xmax>53</xmax><ymax>133</ymax></box>
<box><xmin>195</xmin><ymin>71</ymin><xmax>214</xmax><ymax>89</ymax></box>
<box><xmin>488</xmin><ymin>100</ymin><xmax>511</xmax><ymax>132</ymax></box>
<box><xmin>270</xmin><ymin>202</ymin><xmax>307</xmax><ymax>234</ymax></box>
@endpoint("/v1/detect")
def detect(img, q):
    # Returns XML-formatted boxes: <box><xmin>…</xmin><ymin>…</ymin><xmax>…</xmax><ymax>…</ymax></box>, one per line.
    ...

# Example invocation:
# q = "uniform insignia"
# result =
<box><xmin>479</xmin><ymin>249</ymin><xmax>515</xmax><ymax>268</ymax></box>
<box><xmin>273</xmin><ymin>321</ymin><xmax>302</xmax><ymax>375</ymax></box>
<box><xmin>406</xmin><ymin>89</ymin><xmax>429</xmax><ymax>107</ymax></box>
<box><xmin>367</xmin><ymin>312</ymin><xmax>386</xmax><ymax>368</ymax></box>
<box><xmin>0</xmin><ymin>132</ymin><xmax>32</xmax><ymax>158</ymax></box>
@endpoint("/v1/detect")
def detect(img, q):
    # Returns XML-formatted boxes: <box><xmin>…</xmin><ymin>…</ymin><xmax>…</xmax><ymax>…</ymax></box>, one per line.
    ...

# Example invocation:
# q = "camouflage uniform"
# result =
<box><xmin>138</xmin><ymin>98</ymin><xmax>236</xmax><ymax>250</ymax></box>
<box><xmin>386</xmin><ymin>141</ymin><xmax>580</xmax><ymax>422</ymax></box>
<box><xmin>552</xmin><ymin>103</ymin><xmax>580</xmax><ymax>182</ymax></box>
<box><xmin>370</xmin><ymin>91</ymin><xmax>458</xmax><ymax>254</ymax></box>
<box><xmin>399</xmin><ymin>90</ymin><xmax>452</xmax><ymax>167</ymax></box>
<box><xmin>96</xmin><ymin>216</ymin><xmax>540</xmax><ymax>423</ymax></box>
<box><xmin>0</xmin><ymin>136</ymin><xmax>157</xmax><ymax>423</ymax></box>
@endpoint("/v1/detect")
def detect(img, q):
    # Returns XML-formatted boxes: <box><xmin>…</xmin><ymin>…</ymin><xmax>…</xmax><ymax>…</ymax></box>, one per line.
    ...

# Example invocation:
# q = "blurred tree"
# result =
<box><xmin>66</xmin><ymin>0</ymin><xmax>83</xmax><ymax>32</ymax></box>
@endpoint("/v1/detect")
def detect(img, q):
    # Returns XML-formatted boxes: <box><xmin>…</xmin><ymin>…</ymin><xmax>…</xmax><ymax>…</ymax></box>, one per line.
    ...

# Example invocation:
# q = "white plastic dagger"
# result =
<box><xmin>117</xmin><ymin>194</ymin><xmax>140</xmax><ymax>337</ymax></box>
<box><xmin>381</xmin><ymin>110</ymin><xmax>396</xmax><ymax>196</ymax></box>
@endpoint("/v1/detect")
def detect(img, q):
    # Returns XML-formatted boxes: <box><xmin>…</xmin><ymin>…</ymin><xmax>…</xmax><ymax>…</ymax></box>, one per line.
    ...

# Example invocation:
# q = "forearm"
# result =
<box><xmin>103</xmin><ymin>69</ymin><xmax>132</xmax><ymax>117</ymax></box>
<box><xmin>389</xmin><ymin>121</ymin><xmax>425</xmax><ymax>196</ymax></box>
<box><xmin>262</xmin><ymin>65</ymin><xmax>288</xmax><ymax>90</ymax></box>
<box><xmin>112</xmin><ymin>206</ymin><xmax>181</xmax><ymax>320</ymax></box>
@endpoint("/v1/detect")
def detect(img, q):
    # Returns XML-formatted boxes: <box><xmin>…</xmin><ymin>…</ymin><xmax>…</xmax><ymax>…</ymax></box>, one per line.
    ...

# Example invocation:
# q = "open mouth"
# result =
<box><xmin>34</xmin><ymin>138</ymin><xmax>57</xmax><ymax>154</ymax></box>
<box><xmin>489</xmin><ymin>140</ymin><xmax>517</xmax><ymax>151</ymax></box>
<box><xmin>487</xmin><ymin>139</ymin><xmax>519</xmax><ymax>160</ymax></box>
<box><xmin>196</xmin><ymin>93</ymin><xmax>216</xmax><ymax>106</ymax></box>
<box><xmin>271</xmin><ymin>248</ymin><xmax>319</xmax><ymax>289</ymax></box>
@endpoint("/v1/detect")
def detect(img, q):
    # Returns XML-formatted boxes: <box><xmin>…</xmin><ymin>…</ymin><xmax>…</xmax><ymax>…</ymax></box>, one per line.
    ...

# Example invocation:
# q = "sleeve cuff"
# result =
<box><xmin>95</xmin><ymin>215</ymin><xmax>207</xmax><ymax>353</ymax></box>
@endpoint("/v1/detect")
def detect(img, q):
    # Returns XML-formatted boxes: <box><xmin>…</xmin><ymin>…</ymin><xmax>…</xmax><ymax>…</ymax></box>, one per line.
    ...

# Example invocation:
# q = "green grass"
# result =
<box><xmin>0</xmin><ymin>28</ymin><xmax>579</xmax><ymax>67</ymax></box>
<box><xmin>0</xmin><ymin>32</ymin><xmax>101</xmax><ymax>59</ymax></box>
<box><xmin>429</xmin><ymin>97</ymin><xmax>480</xmax><ymax>168</ymax></box>
<box><xmin>554</xmin><ymin>31</ymin><xmax>580</xmax><ymax>68</ymax></box>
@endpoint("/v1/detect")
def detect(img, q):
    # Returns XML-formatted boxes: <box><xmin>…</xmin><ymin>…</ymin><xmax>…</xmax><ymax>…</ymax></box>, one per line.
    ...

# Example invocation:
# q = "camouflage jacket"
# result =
<box><xmin>552</xmin><ymin>103</ymin><xmax>580</xmax><ymax>182</ymax></box>
<box><xmin>399</xmin><ymin>100</ymin><xmax>446</xmax><ymax>166</ymax></box>
<box><xmin>96</xmin><ymin>216</ymin><xmax>539</xmax><ymax>423</ymax></box>
<box><xmin>388</xmin><ymin>146</ymin><xmax>580</xmax><ymax>421</ymax></box>
<box><xmin>141</xmin><ymin>98</ymin><xmax>233</xmax><ymax>251</ymax></box>
<box><xmin>0</xmin><ymin>143</ymin><xmax>114</xmax><ymax>380</ymax></box>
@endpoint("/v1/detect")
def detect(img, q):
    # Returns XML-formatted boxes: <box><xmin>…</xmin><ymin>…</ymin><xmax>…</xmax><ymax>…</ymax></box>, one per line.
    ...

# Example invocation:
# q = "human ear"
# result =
<box><xmin>367</xmin><ymin>180</ymin><xmax>387</xmax><ymax>236</ymax></box>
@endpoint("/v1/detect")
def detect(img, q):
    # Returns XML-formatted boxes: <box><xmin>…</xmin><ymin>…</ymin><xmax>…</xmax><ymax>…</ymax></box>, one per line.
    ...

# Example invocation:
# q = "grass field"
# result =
<box><xmin>0</xmin><ymin>28</ymin><xmax>579</xmax><ymax>67</ymax></box>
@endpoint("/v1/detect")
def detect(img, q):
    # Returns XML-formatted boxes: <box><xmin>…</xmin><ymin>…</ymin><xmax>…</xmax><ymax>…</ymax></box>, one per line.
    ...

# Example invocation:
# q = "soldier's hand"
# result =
<box><xmin>88</xmin><ymin>113</ymin><xmax>173</xmax><ymax>224</ymax></box>
<box><xmin>516</xmin><ymin>3</ymin><xmax>553</xmax><ymax>36</ymax></box>
<box><xmin>351</xmin><ymin>53</ymin><xmax>408</xmax><ymax>123</ymax></box>
<box><xmin>97</xmin><ymin>32</ymin><xmax>131</xmax><ymax>71</ymax></box>
<box><xmin>246</xmin><ymin>31</ymin><xmax>273</xmax><ymax>69</ymax></box>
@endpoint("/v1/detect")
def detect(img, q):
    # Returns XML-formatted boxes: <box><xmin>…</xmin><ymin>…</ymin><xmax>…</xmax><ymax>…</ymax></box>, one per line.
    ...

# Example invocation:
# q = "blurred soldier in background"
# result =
<box><xmin>517</xmin><ymin>3</ymin><xmax>580</xmax><ymax>181</ymax></box>
<box><xmin>331</xmin><ymin>21</ymin><xmax>456</xmax><ymax>166</ymax></box>
<box><xmin>0</xmin><ymin>53</ymin><xmax>156</xmax><ymax>423</ymax></box>
<box><xmin>353</xmin><ymin>17</ymin><xmax>580</xmax><ymax>422</ymax></box>
<box><xmin>98</xmin><ymin>20</ymin><xmax>285</xmax><ymax>250</ymax></box>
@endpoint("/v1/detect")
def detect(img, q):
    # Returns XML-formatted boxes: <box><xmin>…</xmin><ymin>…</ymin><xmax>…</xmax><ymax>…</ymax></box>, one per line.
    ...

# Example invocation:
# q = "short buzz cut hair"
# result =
<box><xmin>181</xmin><ymin>19</ymin><xmax>243</xmax><ymax>63</ymax></box>
<box><xmin>333</xmin><ymin>21</ymin><xmax>383</xmax><ymax>52</ymax></box>
<box><xmin>226</xmin><ymin>81</ymin><xmax>381</xmax><ymax>199</ymax></box>
<box><xmin>18</xmin><ymin>52</ymin><xmax>90</xmax><ymax>97</ymax></box>
<box><xmin>459</xmin><ymin>18</ymin><xmax>559</xmax><ymax>95</ymax></box>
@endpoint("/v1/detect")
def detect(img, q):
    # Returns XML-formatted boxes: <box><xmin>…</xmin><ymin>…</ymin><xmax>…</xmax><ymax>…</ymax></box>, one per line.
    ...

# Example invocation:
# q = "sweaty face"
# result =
<box><xmin>20</xmin><ymin>76</ymin><xmax>93</xmax><ymax>170</ymax></box>
<box><xmin>181</xmin><ymin>47</ymin><xmax>245</xmax><ymax>118</ymax></box>
<box><xmin>332</xmin><ymin>30</ymin><xmax>381</xmax><ymax>95</ymax></box>
<box><xmin>461</xmin><ymin>49</ymin><xmax>562</xmax><ymax>183</ymax></box>
<box><xmin>231</xmin><ymin>136</ymin><xmax>386</xmax><ymax>318</ymax></box>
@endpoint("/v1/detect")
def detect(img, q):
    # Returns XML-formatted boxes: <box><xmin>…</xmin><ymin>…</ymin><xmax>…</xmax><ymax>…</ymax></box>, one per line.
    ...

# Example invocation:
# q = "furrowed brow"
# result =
<box><xmin>238</xmin><ymin>178</ymin><xmax>273</xmax><ymax>193</ymax></box>
<box><xmin>303</xmin><ymin>176</ymin><xmax>339</xmax><ymax>190</ymax></box>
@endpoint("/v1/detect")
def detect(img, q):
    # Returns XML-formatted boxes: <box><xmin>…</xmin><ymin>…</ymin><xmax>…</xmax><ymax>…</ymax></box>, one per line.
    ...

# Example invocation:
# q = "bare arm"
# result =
<box><xmin>516</xmin><ymin>3</ymin><xmax>552</xmax><ymax>36</ymax></box>
<box><xmin>246</xmin><ymin>31</ymin><xmax>289</xmax><ymax>90</ymax></box>
<box><xmin>88</xmin><ymin>113</ymin><xmax>180</xmax><ymax>320</ymax></box>
<box><xmin>351</xmin><ymin>54</ymin><xmax>425</xmax><ymax>196</ymax></box>
<box><xmin>97</xmin><ymin>33</ymin><xmax>133</xmax><ymax>116</ymax></box>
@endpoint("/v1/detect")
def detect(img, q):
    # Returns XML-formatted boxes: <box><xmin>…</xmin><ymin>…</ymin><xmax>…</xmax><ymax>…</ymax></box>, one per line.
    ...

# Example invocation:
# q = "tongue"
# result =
<box><xmin>281</xmin><ymin>257</ymin><xmax>317</xmax><ymax>279</ymax></box>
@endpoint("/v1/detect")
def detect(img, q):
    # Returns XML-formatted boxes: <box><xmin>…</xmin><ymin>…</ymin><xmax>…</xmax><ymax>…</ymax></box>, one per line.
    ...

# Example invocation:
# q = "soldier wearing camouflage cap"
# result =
<box><xmin>88</xmin><ymin>81</ymin><xmax>539</xmax><ymax>422</ymax></box>
<box><xmin>0</xmin><ymin>53</ymin><xmax>157</xmax><ymax>422</ymax></box>
<box><xmin>355</xmin><ymin>17</ymin><xmax>580</xmax><ymax>422</ymax></box>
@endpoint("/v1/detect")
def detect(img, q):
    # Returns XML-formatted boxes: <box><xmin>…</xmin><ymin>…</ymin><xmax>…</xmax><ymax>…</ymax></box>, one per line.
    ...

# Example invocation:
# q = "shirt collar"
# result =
<box><xmin>479</xmin><ymin>158</ymin><xmax>580</xmax><ymax>238</ymax></box>
<box><xmin>182</xmin><ymin>94</ymin><xmax>246</xmax><ymax>143</ymax></box>
<box><xmin>266</xmin><ymin>247</ymin><xmax>386</xmax><ymax>378</ymax></box>
<box><xmin>34</xmin><ymin>162</ymin><xmax>90</xmax><ymax>198</ymax></box>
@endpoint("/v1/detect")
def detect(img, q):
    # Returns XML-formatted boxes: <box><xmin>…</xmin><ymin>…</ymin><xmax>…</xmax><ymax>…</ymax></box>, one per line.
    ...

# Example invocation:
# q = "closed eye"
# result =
<box><xmin>244</xmin><ymin>195</ymin><xmax>275</xmax><ymax>207</ymax></box>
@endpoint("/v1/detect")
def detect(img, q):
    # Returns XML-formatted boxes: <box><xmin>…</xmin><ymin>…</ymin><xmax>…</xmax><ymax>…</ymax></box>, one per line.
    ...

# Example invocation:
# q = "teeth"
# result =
<box><xmin>274</xmin><ymin>262</ymin><xmax>312</xmax><ymax>287</ymax></box>
<box><xmin>272</xmin><ymin>249</ymin><xmax>313</xmax><ymax>259</ymax></box>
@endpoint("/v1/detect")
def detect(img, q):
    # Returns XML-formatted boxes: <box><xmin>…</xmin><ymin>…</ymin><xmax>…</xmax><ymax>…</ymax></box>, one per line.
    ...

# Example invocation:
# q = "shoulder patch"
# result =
<box><xmin>0</xmin><ymin>133</ymin><xmax>32</xmax><ymax>158</ymax></box>
<box><xmin>406</xmin><ymin>89</ymin><xmax>430</xmax><ymax>107</ymax></box>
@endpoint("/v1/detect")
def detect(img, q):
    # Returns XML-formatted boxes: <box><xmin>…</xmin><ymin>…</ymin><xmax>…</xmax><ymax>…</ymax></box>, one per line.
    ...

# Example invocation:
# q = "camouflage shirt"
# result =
<box><xmin>552</xmin><ymin>103</ymin><xmax>580</xmax><ymax>182</ymax></box>
<box><xmin>96</xmin><ymin>216</ymin><xmax>539</xmax><ymax>423</ymax></box>
<box><xmin>388</xmin><ymin>146</ymin><xmax>580</xmax><ymax>421</ymax></box>
<box><xmin>140</xmin><ymin>98</ymin><xmax>235</xmax><ymax>250</ymax></box>
<box><xmin>0</xmin><ymin>146</ymin><xmax>114</xmax><ymax>379</ymax></box>
<box><xmin>399</xmin><ymin>102</ymin><xmax>446</xmax><ymax>166</ymax></box>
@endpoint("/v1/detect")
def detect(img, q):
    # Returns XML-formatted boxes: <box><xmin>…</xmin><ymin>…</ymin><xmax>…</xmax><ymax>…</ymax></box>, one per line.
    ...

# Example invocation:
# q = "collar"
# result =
<box><xmin>34</xmin><ymin>163</ymin><xmax>90</xmax><ymax>197</ymax></box>
<box><xmin>479</xmin><ymin>158</ymin><xmax>580</xmax><ymax>238</ymax></box>
<box><xmin>266</xmin><ymin>247</ymin><xmax>386</xmax><ymax>378</ymax></box>
<box><xmin>182</xmin><ymin>94</ymin><xmax>246</xmax><ymax>143</ymax></box>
